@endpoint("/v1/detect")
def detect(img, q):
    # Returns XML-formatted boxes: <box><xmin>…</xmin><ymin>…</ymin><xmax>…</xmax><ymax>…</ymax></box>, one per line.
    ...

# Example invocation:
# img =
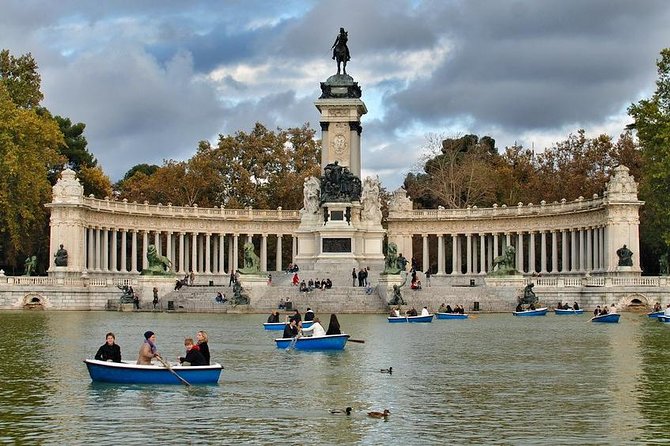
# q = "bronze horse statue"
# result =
<box><xmin>332</xmin><ymin>27</ymin><xmax>351</xmax><ymax>75</ymax></box>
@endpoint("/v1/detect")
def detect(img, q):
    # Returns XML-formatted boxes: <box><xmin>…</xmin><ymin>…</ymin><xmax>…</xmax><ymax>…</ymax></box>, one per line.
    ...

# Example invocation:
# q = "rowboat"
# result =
<box><xmin>274</xmin><ymin>334</ymin><xmax>350</xmax><ymax>350</ymax></box>
<box><xmin>657</xmin><ymin>315</ymin><xmax>670</xmax><ymax>323</ymax></box>
<box><xmin>435</xmin><ymin>313</ymin><xmax>469</xmax><ymax>320</ymax></box>
<box><xmin>263</xmin><ymin>320</ymin><xmax>314</xmax><ymax>330</ymax></box>
<box><xmin>554</xmin><ymin>308</ymin><xmax>584</xmax><ymax>315</ymax></box>
<box><xmin>513</xmin><ymin>307</ymin><xmax>548</xmax><ymax>316</ymax></box>
<box><xmin>647</xmin><ymin>311</ymin><xmax>665</xmax><ymax>318</ymax></box>
<box><xmin>387</xmin><ymin>314</ymin><xmax>434</xmax><ymax>323</ymax></box>
<box><xmin>84</xmin><ymin>359</ymin><xmax>223</xmax><ymax>384</ymax></box>
<box><xmin>590</xmin><ymin>313</ymin><xmax>621</xmax><ymax>323</ymax></box>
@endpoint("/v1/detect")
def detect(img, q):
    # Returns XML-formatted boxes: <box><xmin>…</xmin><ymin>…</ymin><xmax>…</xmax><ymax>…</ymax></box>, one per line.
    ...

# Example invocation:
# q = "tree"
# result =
<box><xmin>629</xmin><ymin>48</ymin><xmax>670</xmax><ymax>251</ymax></box>
<box><xmin>0</xmin><ymin>83</ymin><xmax>63</xmax><ymax>270</ymax></box>
<box><xmin>0</xmin><ymin>49</ymin><xmax>43</xmax><ymax>109</ymax></box>
<box><xmin>54</xmin><ymin>116</ymin><xmax>94</xmax><ymax>170</ymax></box>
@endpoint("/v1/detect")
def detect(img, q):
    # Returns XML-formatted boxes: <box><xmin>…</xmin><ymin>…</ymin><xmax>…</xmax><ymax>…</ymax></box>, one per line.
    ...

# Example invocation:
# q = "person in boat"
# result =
<box><xmin>653</xmin><ymin>302</ymin><xmax>662</xmax><ymax>312</ymax></box>
<box><xmin>300</xmin><ymin>317</ymin><xmax>326</xmax><ymax>337</ymax></box>
<box><xmin>178</xmin><ymin>338</ymin><xmax>206</xmax><ymax>366</ymax></box>
<box><xmin>326</xmin><ymin>314</ymin><xmax>342</xmax><ymax>335</ymax></box>
<box><xmin>289</xmin><ymin>309</ymin><xmax>302</xmax><ymax>324</ymax></box>
<box><xmin>196</xmin><ymin>330</ymin><xmax>210</xmax><ymax>365</ymax></box>
<box><xmin>573</xmin><ymin>302</ymin><xmax>580</xmax><ymax>310</ymax></box>
<box><xmin>407</xmin><ymin>307</ymin><xmax>418</xmax><ymax>316</ymax></box>
<box><xmin>137</xmin><ymin>331</ymin><xmax>160</xmax><ymax>365</ymax></box>
<box><xmin>95</xmin><ymin>332</ymin><xmax>122</xmax><ymax>362</ymax></box>
<box><xmin>600</xmin><ymin>306</ymin><xmax>609</xmax><ymax>315</ymax></box>
<box><xmin>438</xmin><ymin>303</ymin><xmax>447</xmax><ymax>313</ymax></box>
<box><xmin>562</xmin><ymin>302</ymin><xmax>571</xmax><ymax>310</ymax></box>
<box><xmin>516</xmin><ymin>303</ymin><xmax>523</xmax><ymax>312</ymax></box>
<box><xmin>446</xmin><ymin>304</ymin><xmax>453</xmax><ymax>313</ymax></box>
<box><xmin>267</xmin><ymin>310</ymin><xmax>280</xmax><ymax>323</ymax></box>
<box><xmin>609</xmin><ymin>304</ymin><xmax>617</xmax><ymax>314</ymax></box>
<box><xmin>557</xmin><ymin>301</ymin><xmax>563</xmax><ymax>310</ymax></box>
<box><xmin>664</xmin><ymin>304</ymin><xmax>670</xmax><ymax>316</ymax></box>
<box><xmin>282</xmin><ymin>319</ymin><xmax>299</xmax><ymax>338</ymax></box>
<box><xmin>528</xmin><ymin>303</ymin><xmax>536</xmax><ymax>311</ymax></box>
<box><xmin>420</xmin><ymin>306</ymin><xmax>430</xmax><ymax>316</ymax></box>
<box><xmin>304</xmin><ymin>308</ymin><xmax>315</xmax><ymax>322</ymax></box>
<box><xmin>593</xmin><ymin>305</ymin><xmax>601</xmax><ymax>316</ymax></box>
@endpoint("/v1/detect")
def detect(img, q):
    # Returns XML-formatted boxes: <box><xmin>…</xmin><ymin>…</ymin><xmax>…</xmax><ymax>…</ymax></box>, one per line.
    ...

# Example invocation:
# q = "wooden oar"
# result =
<box><xmin>348</xmin><ymin>339</ymin><xmax>365</xmax><ymax>344</ymax></box>
<box><xmin>156</xmin><ymin>355</ymin><xmax>191</xmax><ymax>386</ymax></box>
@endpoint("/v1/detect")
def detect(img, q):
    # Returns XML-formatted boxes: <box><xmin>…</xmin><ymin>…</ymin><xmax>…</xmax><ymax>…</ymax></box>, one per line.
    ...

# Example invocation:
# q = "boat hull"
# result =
<box><xmin>590</xmin><ymin>313</ymin><xmax>621</xmax><ymax>323</ymax></box>
<box><xmin>387</xmin><ymin>315</ymin><xmax>434</xmax><ymax>323</ymax></box>
<box><xmin>84</xmin><ymin>359</ymin><xmax>223</xmax><ymax>384</ymax></box>
<box><xmin>554</xmin><ymin>309</ymin><xmax>584</xmax><ymax>315</ymax></box>
<box><xmin>657</xmin><ymin>315</ymin><xmax>670</xmax><ymax>323</ymax></box>
<box><xmin>647</xmin><ymin>311</ymin><xmax>665</xmax><ymax>318</ymax></box>
<box><xmin>513</xmin><ymin>308</ymin><xmax>548</xmax><ymax>316</ymax></box>
<box><xmin>435</xmin><ymin>313</ymin><xmax>469</xmax><ymax>320</ymax></box>
<box><xmin>275</xmin><ymin>334</ymin><xmax>350</xmax><ymax>350</ymax></box>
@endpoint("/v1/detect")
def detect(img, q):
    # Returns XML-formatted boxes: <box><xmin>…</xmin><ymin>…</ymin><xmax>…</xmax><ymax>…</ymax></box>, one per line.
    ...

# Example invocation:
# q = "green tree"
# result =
<box><xmin>0</xmin><ymin>49</ymin><xmax>43</xmax><ymax>109</ymax></box>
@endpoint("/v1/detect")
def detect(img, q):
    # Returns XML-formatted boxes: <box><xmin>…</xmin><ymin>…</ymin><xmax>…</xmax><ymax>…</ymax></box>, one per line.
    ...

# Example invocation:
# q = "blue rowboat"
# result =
<box><xmin>263</xmin><ymin>321</ymin><xmax>314</xmax><ymax>330</ymax></box>
<box><xmin>590</xmin><ymin>313</ymin><xmax>620</xmax><ymax>323</ymax></box>
<box><xmin>554</xmin><ymin>308</ymin><xmax>584</xmax><ymax>315</ymax></box>
<box><xmin>513</xmin><ymin>307</ymin><xmax>548</xmax><ymax>316</ymax></box>
<box><xmin>84</xmin><ymin>359</ymin><xmax>223</xmax><ymax>384</ymax></box>
<box><xmin>387</xmin><ymin>315</ymin><xmax>434</xmax><ymax>323</ymax></box>
<box><xmin>436</xmin><ymin>313</ymin><xmax>469</xmax><ymax>320</ymax></box>
<box><xmin>647</xmin><ymin>311</ymin><xmax>665</xmax><ymax>318</ymax></box>
<box><xmin>657</xmin><ymin>315</ymin><xmax>670</xmax><ymax>323</ymax></box>
<box><xmin>274</xmin><ymin>334</ymin><xmax>350</xmax><ymax>350</ymax></box>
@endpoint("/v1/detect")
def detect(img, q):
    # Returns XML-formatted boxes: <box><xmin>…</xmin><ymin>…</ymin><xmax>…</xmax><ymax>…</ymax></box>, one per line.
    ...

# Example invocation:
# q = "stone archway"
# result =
<box><xmin>22</xmin><ymin>293</ymin><xmax>46</xmax><ymax>310</ymax></box>
<box><xmin>616</xmin><ymin>293</ymin><xmax>649</xmax><ymax>311</ymax></box>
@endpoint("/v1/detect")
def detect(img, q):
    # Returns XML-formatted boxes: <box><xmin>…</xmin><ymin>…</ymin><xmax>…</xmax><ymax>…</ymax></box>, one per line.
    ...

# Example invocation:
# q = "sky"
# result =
<box><xmin>2</xmin><ymin>0</ymin><xmax>669</xmax><ymax>190</ymax></box>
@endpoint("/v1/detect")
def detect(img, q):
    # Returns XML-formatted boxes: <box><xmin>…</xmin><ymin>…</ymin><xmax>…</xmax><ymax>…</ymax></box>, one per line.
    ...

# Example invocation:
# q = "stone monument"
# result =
<box><xmin>295</xmin><ymin>29</ymin><xmax>384</xmax><ymax>271</ymax></box>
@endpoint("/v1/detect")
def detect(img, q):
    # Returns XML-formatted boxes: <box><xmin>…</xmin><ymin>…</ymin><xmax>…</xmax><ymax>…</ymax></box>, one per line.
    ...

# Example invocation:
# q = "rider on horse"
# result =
<box><xmin>332</xmin><ymin>27</ymin><xmax>351</xmax><ymax>75</ymax></box>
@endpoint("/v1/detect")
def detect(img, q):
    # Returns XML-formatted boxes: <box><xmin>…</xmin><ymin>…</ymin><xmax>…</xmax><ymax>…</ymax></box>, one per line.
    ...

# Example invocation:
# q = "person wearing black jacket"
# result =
<box><xmin>95</xmin><ymin>333</ymin><xmax>122</xmax><ymax>362</ymax></box>
<box><xmin>178</xmin><ymin>338</ymin><xmax>206</xmax><ymax>366</ymax></box>
<box><xmin>196</xmin><ymin>330</ymin><xmax>210</xmax><ymax>365</ymax></box>
<box><xmin>282</xmin><ymin>319</ymin><xmax>299</xmax><ymax>338</ymax></box>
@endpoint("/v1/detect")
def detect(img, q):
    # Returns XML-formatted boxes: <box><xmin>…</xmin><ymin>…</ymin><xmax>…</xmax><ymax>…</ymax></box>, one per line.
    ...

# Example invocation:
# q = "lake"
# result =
<box><xmin>0</xmin><ymin>310</ymin><xmax>669</xmax><ymax>445</ymax></box>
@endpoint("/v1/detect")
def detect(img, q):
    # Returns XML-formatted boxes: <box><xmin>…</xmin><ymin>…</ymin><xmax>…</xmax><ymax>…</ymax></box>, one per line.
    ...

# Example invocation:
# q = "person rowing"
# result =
<box><xmin>137</xmin><ymin>331</ymin><xmax>160</xmax><ymax>365</ymax></box>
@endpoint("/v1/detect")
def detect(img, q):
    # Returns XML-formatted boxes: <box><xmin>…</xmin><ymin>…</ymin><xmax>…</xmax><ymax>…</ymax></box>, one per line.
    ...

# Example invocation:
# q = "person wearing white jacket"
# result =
<box><xmin>300</xmin><ymin>318</ymin><xmax>326</xmax><ymax>337</ymax></box>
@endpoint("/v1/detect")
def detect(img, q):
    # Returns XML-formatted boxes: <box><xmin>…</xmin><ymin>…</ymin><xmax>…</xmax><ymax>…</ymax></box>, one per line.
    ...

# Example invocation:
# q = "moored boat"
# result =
<box><xmin>84</xmin><ymin>359</ymin><xmax>223</xmax><ymax>384</ymax></box>
<box><xmin>274</xmin><ymin>334</ymin><xmax>350</xmax><ymax>350</ymax></box>
<box><xmin>263</xmin><ymin>320</ymin><xmax>314</xmax><ymax>330</ymax></box>
<box><xmin>513</xmin><ymin>307</ymin><xmax>548</xmax><ymax>316</ymax></box>
<box><xmin>590</xmin><ymin>313</ymin><xmax>621</xmax><ymax>323</ymax></box>
<box><xmin>435</xmin><ymin>313</ymin><xmax>469</xmax><ymax>320</ymax></box>
<box><xmin>387</xmin><ymin>314</ymin><xmax>434</xmax><ymax>323</ymax></box>
<box><xmin>554</xmin><ymin>308</ymin><xmax>584</xmax><ymax>315</ymax></box>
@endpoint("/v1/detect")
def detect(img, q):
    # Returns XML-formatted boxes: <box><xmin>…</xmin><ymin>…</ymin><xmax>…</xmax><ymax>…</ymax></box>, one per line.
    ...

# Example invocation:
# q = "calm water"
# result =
<box><xmin>1</xmin><ymin>310</ymin><xmax>669</xmax><ymax>445</ymax></box>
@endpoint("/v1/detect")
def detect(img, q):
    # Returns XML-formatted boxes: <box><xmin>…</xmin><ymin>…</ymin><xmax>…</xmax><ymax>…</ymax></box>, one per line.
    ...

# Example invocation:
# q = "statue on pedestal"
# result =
<box><xmin>302</xmin><ymin>176</ymin><xmax>321</xmax><ymax>214</ymax></box>
<box><xmin>616</xmin><ymin>245</ymin><xmax>633</xmax><ymax>267</ymax></box>
<box><xmin>142</xmin><ymin>245</ymin><xmax>172</xmax><ymax>275</ymax></box>
<box><xmin>24</xmin><ymin>256</ymin><xmax>37</xmax><ymax>276</ymax></box>
<box><xmin>54</xmin><ymin>244</ymin><xmax>68</xmax><ymax>266</ymax></box>
<box><xmin>238</xmin><ymin>242</ymin><xmax>261</xmax><ymax>274</ymax></box>
<box><xmin>490</xmin><ymin>246</ymin><xmax>517</xmax><ymax>275</ymax></box>
<box><xmin>332</xmin><ymin>27</ymin><xmax>351</xmax><ymax>75</ymax></box>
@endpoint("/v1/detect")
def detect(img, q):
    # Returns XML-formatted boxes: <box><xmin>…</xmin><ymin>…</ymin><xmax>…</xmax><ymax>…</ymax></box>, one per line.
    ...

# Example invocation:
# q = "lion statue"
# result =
<box><xmin>142</xmin><ymin>244</ymin><xmax>172</xmax><ymax>275</ymax></box>
<box><xmin>238</xmin><ymin>242</ymin><xmax>261</xmax><ymax>274</ymax></box>
<box><xmin>490</xmin><ymin>246</ymin><xmax>517</xmax><ymax>276</ymax></box>
<box><xmin>383</xmin><ymin>242</ymin><xmax>406</xmax><ymax>275</ymax></box>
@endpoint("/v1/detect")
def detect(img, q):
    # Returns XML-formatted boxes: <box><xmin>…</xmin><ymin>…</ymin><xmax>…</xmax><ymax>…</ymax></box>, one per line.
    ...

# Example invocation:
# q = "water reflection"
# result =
<box><xmin>0</xmin><ymin>311</ymin><xmax>668</xmax><ymax>444</ymax></box>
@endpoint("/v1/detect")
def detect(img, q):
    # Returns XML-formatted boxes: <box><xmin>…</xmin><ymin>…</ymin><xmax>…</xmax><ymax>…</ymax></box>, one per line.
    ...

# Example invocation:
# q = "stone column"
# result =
<box><xmin>479</xmin><ymin>233</ymin><xmax>486</xmax><ymax>274</ymax></box>
<box><xmin>166</xmin><ymin>232</ymin><xmax>173</xmax><ymax>271</ymax></box>
<box><xmin>178</xmin><ymin>233</ymin><xmax>185</xmax><ymax>274</ymax></box>
<box><xmin>437</xmin><ymin>235</ymin><xmax>445</xmax><ymax>275</ymax></box>
<box><xmin>529</xmin><ymin>232</ymin><xmax>536</xmax><ymax>274</ymax></box>
<box><xmin>505</xmin><ymin>233</ymin><xmax>511</xmax><ymax>249</ymax></box>
<box><xmin>570</xmin><ymin>229</ymin><xmax>577</xmax><ymax>272</ymax></box>
<box><xmin>220</xmin><ymin>234</ymin><xmax>226</xmax><ymax>274</ymax></box>
<box><xmin>135</xmin><ymin>230</ymin><xmax>141</xmax><ymax>273</ymax></box>
<box><xmin>422</xmin><ymin>235</ymin><xmax>429</xmax><ymax>273</ymax></box>
<box><xmin>120</xmin><ymin>230</ymin><xmax>127</xmax><ymax>273</ymax></box>
<box><xmin>599</xmin><ymin>227</ymin><xmax>605</xmax><ymax>271</ymax></box>
<box><xmin>540</xmin><ymin>231</ymin><xmax>547</xmax><ymax>274</ymax></box>
<box><xmin>191</xmin><ymin>232</ymin><xmax>198</xmax><ymax>273</ymax></box>
<box><xmin>261</xmin><ymin>234</ymin><xmax>268</xmax><ymax>272</ymax></box>
<box><xmin>561</xmin><ymin>230</ymin><xmax>568</xmax><ymax>273</ymax></box>
<box><xmin>94</xmin><ymin>227</ymin><xmax>101</xmax><ymax>271</ymax></box>
<box><xmin>579</xmin><ymin>228</ymin><xmax>585</xmax><ymax>272</ymax></box>
<box><xmin>551</xmin><ymin>231</ymin><xmax>558</xmax><ymax>273</ymax></box>
<box><xmin>198</xmin><ymin>234</ymin><xmax>204</xmax><ymax>274</ymax></box>
<box><xmin>87</xmin><ymin>227</ymin><xmax>95</xmax><ymax>271</ymax></box>
<box><xmin>276</xmin><ymin>235</ymin><xmax>283</xmax><ymax>273</ymax></box>
<box><xmin>517</xmin><ymin>232</ymin><xmax>524</xmax><ymax>273</ymax></box>
<box><xmin>466</xmin><ymin>233</ymin><xmax>473</xmax><ymax>274</ymax></box>
<box><xmin>451</xmin><ymin>234</ymin><xmax>459</xmax><ymax>275</ymax></box>
<box><xmin>487</xmin><ymin>234</ymin><xmax>493</xmax><ymax>271</ymax></box>
<box><xmin>205</xmin><ymin>233</ymin><xmax>212</xmax><ymax>274</ymax></box>
<box><xmin>233</xmin><ymin>234</ymin><xmax>239</xmax><ymax>272</ymax></box>
<box><xmin>102</xmin><ymin>228</ymin><xmax>109</xmax><ymax>272</ymax></box>
<box><xmin>110</xmin><ymin>230</ymin><xmax>118</xmax><ymax>272</ymax></box>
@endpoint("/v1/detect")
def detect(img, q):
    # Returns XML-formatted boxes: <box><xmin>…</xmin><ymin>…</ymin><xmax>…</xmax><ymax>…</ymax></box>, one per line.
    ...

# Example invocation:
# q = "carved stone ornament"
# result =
<box><xmin>605</xmin><ymin>165</ymin><xmax>638</xmax><ymax>201</ymax></box>
<box><xmin>388</xmin><ymin>187</ymin><xmax>413</xmax><ymax>212</ymax></box>
<box><xmin>52</xmin><ymin>168</ymin><xmax>84</xmax><ymax>203</ymax></box>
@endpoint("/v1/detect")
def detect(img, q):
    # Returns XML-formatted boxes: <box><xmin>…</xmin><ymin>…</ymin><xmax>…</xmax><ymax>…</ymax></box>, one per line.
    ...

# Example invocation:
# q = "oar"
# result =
<box><xmin>156</xmin><ymin>355</ymin><xmax>191</xmax><ymax>386</ymax></box>
<box><xmin>348</xmin><ymin>339</ymin><xmax>365</xmax><ymax>344</ymax></box>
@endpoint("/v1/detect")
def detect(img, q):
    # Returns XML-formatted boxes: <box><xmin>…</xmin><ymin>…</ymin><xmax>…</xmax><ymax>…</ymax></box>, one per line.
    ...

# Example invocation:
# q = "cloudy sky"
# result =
<box><xmin>2</xmin><ymin>1</ymin><xmax>669</xmax><ymax>189</ymax></box>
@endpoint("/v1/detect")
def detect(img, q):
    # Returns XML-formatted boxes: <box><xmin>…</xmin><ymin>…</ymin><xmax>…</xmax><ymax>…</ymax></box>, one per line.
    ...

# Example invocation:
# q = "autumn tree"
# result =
<box><xmin>0</xmin><ymin>49</ymin><xmax>43</xmax><ymax>109</ymax></box>
<box><xmin>0</xmin><ymin>82</ymin><xmax>63</xmax><ymax>271</ymax></box>
<box><xmin>404</xmin><ymin>134</ymin><xmax>499</xmax><ymax>209</ymax></box>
